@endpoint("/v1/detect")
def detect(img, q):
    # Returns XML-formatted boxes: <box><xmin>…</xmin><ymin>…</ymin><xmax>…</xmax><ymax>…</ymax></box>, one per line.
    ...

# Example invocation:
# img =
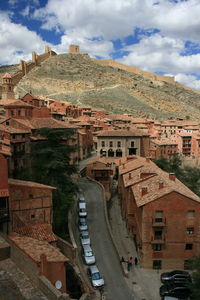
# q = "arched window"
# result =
<box><xmin>108</xmin><ymin>149</ymin><xmax>114</xmax><ymax>157</ymax></box>
<box><xmin>116</xmin><ymin>149</ymin><xmax>122</xmax><ymax>157</ymax></box>
<box><xmin>100</xmin><ymin>149</ymin><xmax>107</xmax><ymax>156</ymax></box>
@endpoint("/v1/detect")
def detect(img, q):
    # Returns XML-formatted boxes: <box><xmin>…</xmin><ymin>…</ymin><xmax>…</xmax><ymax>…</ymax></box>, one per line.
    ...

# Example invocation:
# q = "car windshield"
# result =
<box><xmin>91</xmin><ymin>272</ymin><xmax>102</xmax><ymax>280</ymax></box>
<box><xmin>85</xmin><ymin>251</ymin><xmax>93</xmax><ymax>257</ymax></box>
<box><xmin>80</xmin><ymin>219</ymin><xmax>86</xmax><ymax>225</ymax></box>
<box><xmin>82</xmin><ymin>235</ymin><xmax>89</xmax><ymax>239</ymax></box>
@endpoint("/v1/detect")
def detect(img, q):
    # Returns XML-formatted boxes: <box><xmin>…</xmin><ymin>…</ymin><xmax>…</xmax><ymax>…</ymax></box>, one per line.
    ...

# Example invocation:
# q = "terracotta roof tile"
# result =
<box><xmin>13</xmin><ymin>224</ymin><xmax>58</xmax><ymax>242</ymax></box>
<box><xmin>119</xmin><ymin>156</ymin><xmax>200</xmax><ymax>206</ymax></box>
<box><xmin>97</xmin><ymin>129</ymin><xmax>149</xmax><ymax>137</ymax></box>
<box><xmin>8</xmin><ymin>178</ymin><xmax>56</xmax><ymax>190</ymax></box>
<box><xmin>2</xmin><ymin>73</ymin><xmax>12</xmax><ymax>79</ymax></box>
<box><xmin>9</xmin><ymin>234</ymin><xmax>68</xmax><ymax>262</ymax></box>
<box><xmin>0</xmin><ymin>100</ymin><xmax>33</xmax><ymax>108</ymax></box>
<box><xmin>0</xmin><ymin>124</ymin><xmax>31</xmax><ymax>134</ymax></box>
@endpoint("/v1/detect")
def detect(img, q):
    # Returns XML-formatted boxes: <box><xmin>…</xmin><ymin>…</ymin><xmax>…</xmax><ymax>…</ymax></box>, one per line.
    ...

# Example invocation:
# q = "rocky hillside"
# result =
<box><xmin>12</xmin><ymin>53</ymin><xmax>200</xmax><ymax>121</ymax></box>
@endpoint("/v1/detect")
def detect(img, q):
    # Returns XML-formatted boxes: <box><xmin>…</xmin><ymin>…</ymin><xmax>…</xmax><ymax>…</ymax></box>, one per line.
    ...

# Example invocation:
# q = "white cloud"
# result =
<box><xmin>0</xmin><ymin>12</ymin><xmax>47</xmax><ymax>65</ymax></box>
<box><xmin>21</xmin><ymin>6</ymin><xmax>30</xmax><ymax>17</ymax></box>
<box><xmin>175</xmin><ymin>73</ymin><xmax>200</xmax><ymax>90</ymax></box>
<box><xmin>120</xmin><ymin>34</ymin><xmax>200</xmax><ymax>75</ymax></box>
<box><xmin>33</xmin><ymin>0</ymin><xmax>200</xmax><ymax>42</ymax></box>
<box><xmin>54</xmin><ymin>33</ymin><xmax>114</xmax><ymax>58</ymax></box>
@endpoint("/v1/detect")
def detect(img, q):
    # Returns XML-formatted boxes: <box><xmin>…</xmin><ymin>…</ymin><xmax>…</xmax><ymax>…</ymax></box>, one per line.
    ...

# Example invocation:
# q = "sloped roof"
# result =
<box><xmin>2</xmin><ymin>73</ymin><xmax>12</xmax><ymax>79</ymax></box>
<box><xmin>0</xmin><ymin>100</ymin><xmax>33</xmax><ymax>108</ymax></box>
<box><xmin>120</xmin><ymin>156</ymin><xmax>200</xmax><ymax>206</ymax></box>
<box><xmin>13</xmin><ymin>224</ymin><xmax>58</xmax><ymax>242</ymax></box>
<box><xmin>9</xmin><ymin>234</ymin><xmax>68</xmax><ymax>262</ymax></box>
<box><xmin>0</xmin><ymin>124</ymin><xmax>31</xmax><ymax>134</ymax></box>
<box><xmin>97</xmin><ymin>129</ymin><xmax>149</xmax><ymax>137</ymax></box>
<box><xmin>8</xmin><ymin>178</ymin><xmax>56</xmax><ymax>190</ymax></box>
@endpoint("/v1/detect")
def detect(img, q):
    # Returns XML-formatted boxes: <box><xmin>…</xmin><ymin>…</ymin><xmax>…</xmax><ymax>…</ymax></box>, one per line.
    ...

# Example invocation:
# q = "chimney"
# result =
<box><xmin>169</xmin><ymin>173</ymin><xmax>176</xmax><ymax>181</ymax></box>
<box><xmin>40</xmin><ymin>253</ymin><xmax>48</xmax><ymax>276</ymax></box>
<box><xmin>146</xmin><ymin>157</ymin><xmax>151</xmax><ymax>163</ymax></box>
<box><xmin>159</xmin><ymin>181</ymin><xmax>164</xmax><ymax>189</ymax></box>
<box><xmin>123</xmin><ymin>163</ymin><xmax>125</xmax><ymax>169</ymax></box>
<box><xmin>141</xmin><ymin>186</ymin><xmax>148</xmax><ymax>196</ymax></box>
<box><xmin>129</xmin><ymin>172</ymin><xmax>132</xmax><ymax>179</ymax></box>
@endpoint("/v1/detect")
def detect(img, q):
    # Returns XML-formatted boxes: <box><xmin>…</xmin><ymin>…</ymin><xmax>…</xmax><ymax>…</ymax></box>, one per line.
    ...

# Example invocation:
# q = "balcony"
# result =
<box><xmin>151</xmin><ymin>235</ymin><xmax>165</xmax><ymax>244</ymax></box>
<box><xmin>152</xmin><ymin>217</ymin><xmax>166</xmax><ymax>227</ymax></box>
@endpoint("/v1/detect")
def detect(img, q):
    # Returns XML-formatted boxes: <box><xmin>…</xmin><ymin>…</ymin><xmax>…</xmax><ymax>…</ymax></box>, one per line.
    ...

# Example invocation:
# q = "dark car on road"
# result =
<box><xmin>79</xmin><ymin>217</ymin><xmax>88</xmax><ymax>231</ymax></box>
<box><xmin>161</xmin><ymin>270</ymin><xmax>191</xmax><ymax>285</ymax></box>
<box><xmin>160</xmin><ymin>284</ymin><xmax>191</xmax><ymax>299</ymax></box>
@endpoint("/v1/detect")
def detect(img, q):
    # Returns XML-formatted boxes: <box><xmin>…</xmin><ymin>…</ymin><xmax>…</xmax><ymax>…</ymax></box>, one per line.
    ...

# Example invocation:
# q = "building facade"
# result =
<box><xmin>118</xmin><ymin>156</ymin><xmax>200</xmax><ymax>269</ymax></box>
<box><xmin>97</xmin><ymin>129</ymin><xmax>150</xmax><ymax>158</ymax></box>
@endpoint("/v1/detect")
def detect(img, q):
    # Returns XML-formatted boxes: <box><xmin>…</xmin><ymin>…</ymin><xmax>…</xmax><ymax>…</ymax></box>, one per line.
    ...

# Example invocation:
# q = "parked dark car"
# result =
<box><xmin>161</xmin><ymin>270</ymin><xmax>191</xmax><ymax>285</ymax></box>
<box><xmin>160</xmin><ymin>284</ymin><xmax>191</xmax><ymax>299</ymax></box>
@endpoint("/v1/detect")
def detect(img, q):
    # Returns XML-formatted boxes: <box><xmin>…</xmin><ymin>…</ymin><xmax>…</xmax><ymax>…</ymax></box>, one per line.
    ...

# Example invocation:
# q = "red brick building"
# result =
<box><xmin>118</xmin><ymin>156</ymin><xmax>200</xmax><ymax>269</ymax></box>
<box><xmin>150</xmin><ymin>139</ymin><xmax>179</xmax><ymax>159</ymax></box>
<box><xmin>86</xmin><ymin>157</ymin><xmax>113</xmax><ymax>199</ymax></box>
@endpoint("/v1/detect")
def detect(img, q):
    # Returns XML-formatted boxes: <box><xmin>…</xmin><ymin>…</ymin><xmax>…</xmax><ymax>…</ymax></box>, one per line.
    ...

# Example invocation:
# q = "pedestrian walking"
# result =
<box><xmin>134</xmin><ymin>257</ymin><xmax>138</xmax><ymax>266</ymax></box>
<box><xmin>127</xmin><ymin>256</ymin><xmax>133</xmax><ymax>271</ymax></box>
<box><xmin>120</xmin><ymin>256</ymin><xmax>125</xmax><ymax>264</ymax></box>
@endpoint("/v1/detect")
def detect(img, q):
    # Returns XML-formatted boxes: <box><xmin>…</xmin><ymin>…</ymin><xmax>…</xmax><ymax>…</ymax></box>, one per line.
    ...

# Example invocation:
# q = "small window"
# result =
<box><xmin>11</xmin><ymin>110</ymin><xmax>14</xmax><ymax>116</ymax></box>
<box><xmin>0</xmin><ymin>197</ymin><xmax>7</xmax><ymax>209</ymax></box>
<box><xmin>152</xmin><ymin>244</ymin><xmax>162</xmax><ymax>251</ymax></box>
<box><xmin>131</xmin><ymin>141</ymin><xmax>135</xmax><ymax>147</ymax></box>
<box><xmin>155</xmin><ymin>210</ymin><xmax>163</xmax><ymax>222</ymax></box>
<box><xmin>185</xmin><ymin>243</ymin><xmax>193</xmax><ymax>250</ymax></box>
<box><xmin>186</xmin><ymin>228</ymin><xmax>194</xmax><ymax>235</ymax></box>
<box><xmin>109</xmin><ymin>141</ymin><xmax>113</xmax><ymax>147</ymax></box>
<box><xmin>29</xmin><ymin>194</ymin><xmax>33</xmax><ymax>199</ymax></box>
<box><xmin>187</xmin><ymin>210</ymin><xmax>195</xmax><ymax>217</ymax></box>
<box><xmin>31</xmin><ymin>214</ymin><xmax>35</xmax><ymax>219</ymax></box>
<box><xmin>101</xmin><ymin>141</ymin><xmax>105</xmax><ymax>147</ymax></box>
<box><xmin>117</xmin><ymin>141</ymin><xmax>121</xmax><ymax>147</ymax></box>
<box><xmin>153</xmin><ymin>260</ymin><xmax>162</xmax><ymax>270</ymax></box>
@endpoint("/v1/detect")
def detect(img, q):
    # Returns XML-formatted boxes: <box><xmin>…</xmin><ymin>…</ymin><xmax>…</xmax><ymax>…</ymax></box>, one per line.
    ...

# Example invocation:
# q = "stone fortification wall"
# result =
<box><xmin>0</xmin><ymin>46</ymin><xmax>57</xmax><ymax>98</ymax></box>
<box><xmin>92</xmin><ymin>58</ymin><xmax>175</xmax><ymax>84</ymax></box>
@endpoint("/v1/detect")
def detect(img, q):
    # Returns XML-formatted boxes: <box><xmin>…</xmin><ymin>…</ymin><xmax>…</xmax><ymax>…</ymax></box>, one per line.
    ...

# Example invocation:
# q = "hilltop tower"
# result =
<box><xmin>69</xmin><ymin>45</ymin><xmax>80</xmax><ymax>54</ymax></box>
<box><xmin>1</xmin><ymin>73</ymin><xmax>15</xmax><ymax>100</ymax></box>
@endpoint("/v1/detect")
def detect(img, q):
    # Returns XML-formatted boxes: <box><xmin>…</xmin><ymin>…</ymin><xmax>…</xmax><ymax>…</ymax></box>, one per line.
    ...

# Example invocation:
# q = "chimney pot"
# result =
<box><xmin>159</xmin><ymin>181</ymin><xmax>164</xmax><ymax>189</ymax></box>
<box><xmin>141</xmin><ymin>186</ymin><xmax>148</xmax><ymax>196</ymax></box>
<box><xmin>146</xmin><ymin>157</ymin><xmax>151</xmax><ymax>163</ymax></box>
<box><xmin>129</xmin><ymin>172</ymin><xmax>132</xmax><ymax>179</ymax></box>
<box><xmin>169</xmin><ymin>173</ymin><xmax>176</xmax><ymax>181</ymax></box>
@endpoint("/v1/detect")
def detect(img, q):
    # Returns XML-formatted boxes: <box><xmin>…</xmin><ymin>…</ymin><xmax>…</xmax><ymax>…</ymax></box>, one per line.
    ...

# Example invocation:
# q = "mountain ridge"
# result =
<box><xmin>1</xmin><ymin>53</ymin><xmax>200</xmax><ymax>121</ymax></box>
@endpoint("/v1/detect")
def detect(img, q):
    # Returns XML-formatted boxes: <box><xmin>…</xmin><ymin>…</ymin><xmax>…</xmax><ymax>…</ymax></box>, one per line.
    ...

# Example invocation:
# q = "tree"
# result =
<box><xmin>20</xmin><ymin>127</ymin><xmax>78</xmax><ymax>238</ymax></box>
<box><xmin>179</xmin><ymin>167</ymin><xmax>200</xmax><ymax>197</ymax></box>
<box><xmin>186</xmin><ymin>256</ymin><xmax>200</xmax><ymax>300</ymax></box>
<box><xmin>154</xmin><ymin>154</ymin><xmax>200</xmax><ymax>197</ymax></box>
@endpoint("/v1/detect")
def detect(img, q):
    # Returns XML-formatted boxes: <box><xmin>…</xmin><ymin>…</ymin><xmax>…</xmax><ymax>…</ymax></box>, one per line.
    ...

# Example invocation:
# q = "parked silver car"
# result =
<box><xmin>82</xmin><ymin>244</ymin><xmax>96</xmax><ymax>265</ymax></box>
<box><xmin>79</xmin><ymin>196</ymin><xmax>86</xmax><ymax>204</ymax></box>
<box><xmin>79</xmin><ymin>218</ymin><xmax>88</xmax><ymax>231</ymax></box>
<box><xmin>79</xmin><ymin>202</ymin><xmax>87</xmax><ymax>217</ymax></box>
<box><xmin>87</xmin><ymin>265</ymin><xmax>105</xmax><ymax>288</ymax></box>
<box><xmin>80</xmin><ymin>231</ymin><xmax>90</xmax><ymax>246</ymax></box>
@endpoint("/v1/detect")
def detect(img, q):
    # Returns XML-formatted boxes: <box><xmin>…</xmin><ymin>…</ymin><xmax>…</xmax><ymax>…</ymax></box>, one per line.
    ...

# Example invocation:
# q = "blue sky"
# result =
<box><xmin>1</xmin><ymin>0</ymin><xmax>200</xmax><ymax>90</ymax></box>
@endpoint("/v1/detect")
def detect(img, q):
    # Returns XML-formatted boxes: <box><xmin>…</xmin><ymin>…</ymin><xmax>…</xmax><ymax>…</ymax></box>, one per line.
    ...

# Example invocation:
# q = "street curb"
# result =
<box><xmin>86</xmin><ymin>176</ymin><xmax>129</xmax><ymax>278</ymax></box>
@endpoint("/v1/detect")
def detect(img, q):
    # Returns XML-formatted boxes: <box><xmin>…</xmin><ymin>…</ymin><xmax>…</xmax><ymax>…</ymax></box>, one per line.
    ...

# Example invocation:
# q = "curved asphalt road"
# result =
<box><xmin>78</xmin><ymin>177</ymin><xmax>134</xmax><ymax>300</ymax></box>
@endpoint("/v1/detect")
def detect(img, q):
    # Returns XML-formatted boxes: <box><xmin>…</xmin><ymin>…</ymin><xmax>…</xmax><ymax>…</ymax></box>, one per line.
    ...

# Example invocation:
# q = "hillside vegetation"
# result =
<box><xmin>11</xmin><ymin>53</ymin><xmax>200</xmax><ymax>121</ymax></box>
